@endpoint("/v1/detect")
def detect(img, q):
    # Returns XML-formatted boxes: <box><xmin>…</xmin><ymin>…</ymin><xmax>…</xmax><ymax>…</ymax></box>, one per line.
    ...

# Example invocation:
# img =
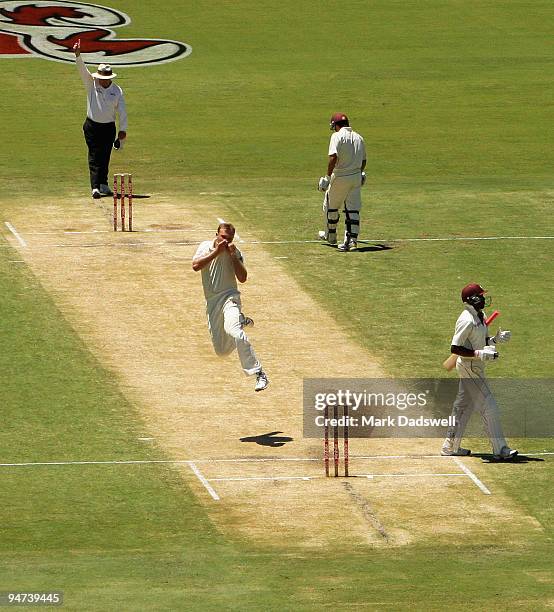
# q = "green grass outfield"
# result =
<box><xmin>1</xmin><ymin>0</ymin><xmax>553</xmax><ymax>609</ymax></box>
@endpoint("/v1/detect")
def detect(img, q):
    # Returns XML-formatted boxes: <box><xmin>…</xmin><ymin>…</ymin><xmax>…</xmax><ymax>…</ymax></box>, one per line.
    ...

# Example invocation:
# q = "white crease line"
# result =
<box><xmin>217</xmin><ymin>217</ymin><xmax>243</xmax><ymax>243</ymax></box>
<box><xmin>15</xmin><ymin>236</ymin><xmax>554</xmax><ymax>249</ymax></box>
<box><xmin>193</xmin><ymin>457</ymin><xmax>319</xmax><ymax>463</ymax></box>
<box><xmin>210</xmin><ymin>475</ymin><xmax>313</xmax><ymax>482</ymax></box>
<box><xmin>0</xmin><ymin>452</ymin><xmax>550</xmax><ymax>469</ymax></box>
<box><xmin>350</xmin><ymin>454</ymin><xmax>449</xmax><ymax>460</ymax></box>
<box><xmin>358</xmin><ymin>473</ymin><xmax>467</xmax><ymax>477</ymax></box>
<box><xmin>209</xmin><ymin>473</ymin><xmax>467</xmax><ymax>483</ymax></box>
<box><xmin>4</xmin><ymin>222</ymin><xmax>27</xmax><ymax>248</ymax></box>
<box><xmin>191</xmin><ymin>454</ymin><xmax>450</xmax><ymax>463</ymax></box>
<box><xmin>452</xmin><ymin>457</ymin><xmax>491</xmax><ymax>495</ymax></box>
<box><xmin>382</xmin><ymin>236</ymin><xmax>554</xmax><ymax>242</ymax></box>
<box><xmin>188</xmin><ymin>461</ymin><xmax>220</xmax><ymax>500</ymax></box>
<box><xmin>0</xmin><ymin>459</ymin><xmax>192</xmax><ymax>467</ymax></box>
<box><xmin>25</xmin><ymin>229</ymin><xmax>214</xmax><ymax>235</ymax></box>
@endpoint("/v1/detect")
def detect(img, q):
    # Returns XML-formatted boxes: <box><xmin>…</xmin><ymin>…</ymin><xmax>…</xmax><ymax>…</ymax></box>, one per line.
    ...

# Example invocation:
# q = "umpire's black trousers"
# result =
<box><xmin>83</xmin><ymin>118</ymin><xmax>116</xmax><ymax>189</ymax></box>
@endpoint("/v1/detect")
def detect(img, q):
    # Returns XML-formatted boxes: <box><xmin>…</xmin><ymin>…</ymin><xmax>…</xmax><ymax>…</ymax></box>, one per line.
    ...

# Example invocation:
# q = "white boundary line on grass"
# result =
<box><xmin>4</xmin><ymin>222</ymin><xmax>27</xmax><ymax>247</ymax></box>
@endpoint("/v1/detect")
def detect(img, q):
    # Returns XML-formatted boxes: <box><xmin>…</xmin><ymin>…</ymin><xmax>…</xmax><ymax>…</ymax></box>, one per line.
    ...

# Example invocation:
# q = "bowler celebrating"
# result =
<box><xmin>192</xmin><ymin>223</ymin><xmax>269</xmax><ymax>392</ymax></box>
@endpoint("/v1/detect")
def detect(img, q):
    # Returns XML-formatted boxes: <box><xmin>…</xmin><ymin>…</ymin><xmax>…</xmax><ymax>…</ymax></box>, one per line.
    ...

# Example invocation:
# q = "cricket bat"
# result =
<box><xmin>442</xmin><ymin>310</ymin><xmax>500</xmax><ymax>371</ymax></box>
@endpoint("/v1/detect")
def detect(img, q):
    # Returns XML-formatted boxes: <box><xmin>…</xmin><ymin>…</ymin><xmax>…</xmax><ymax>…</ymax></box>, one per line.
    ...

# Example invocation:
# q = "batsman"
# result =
<box><xmin>318</xmin><ymin>113</ymin><xmax>366</xmax><ymax>252</ymax></box>
<box><xmin>441</xmin><ymin>283</ymin><xmax>518</xmax><ymax>460</ymax></box>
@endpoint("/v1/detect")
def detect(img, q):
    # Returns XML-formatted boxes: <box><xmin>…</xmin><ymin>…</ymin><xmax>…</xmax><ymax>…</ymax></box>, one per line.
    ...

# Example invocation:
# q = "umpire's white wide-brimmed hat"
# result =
<box><xmin>92</xmin><ymin>64</ymin><xmax>117</xmax><ymax>79</ymax></box>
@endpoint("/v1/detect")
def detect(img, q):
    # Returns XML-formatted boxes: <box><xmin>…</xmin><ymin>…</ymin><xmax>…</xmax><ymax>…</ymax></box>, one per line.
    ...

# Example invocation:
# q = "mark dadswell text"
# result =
<box><xmin>315</xmin><ymin>415</ymin><xmax>457</xmax><ymax>428</ymax></box>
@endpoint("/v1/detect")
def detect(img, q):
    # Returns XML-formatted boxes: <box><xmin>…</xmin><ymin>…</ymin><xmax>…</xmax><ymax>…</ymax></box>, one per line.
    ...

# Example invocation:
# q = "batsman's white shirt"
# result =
<box><xmin>194</xmin><ymin>240</ymin><xmax>243</xmax><ymax>302</ymax></box>
<box><xmin>328</xmin><ymin>127</ymin><xmax>365</xmax><ymax>177</ymax></box>
<box><xmin>451</xmin><ymin>304</ymin><xmax>488</xmax><ymax>370</ymax></box>
<box><xmin>76</xmin><ymin>55</ymin><xmax>128</xmax><ymax>129</ymax></box>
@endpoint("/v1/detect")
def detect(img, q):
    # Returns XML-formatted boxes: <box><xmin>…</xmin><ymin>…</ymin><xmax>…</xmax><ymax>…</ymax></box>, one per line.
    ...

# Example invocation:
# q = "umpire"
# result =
<box><xmin>73</xmin><ymin>40</ymin><xmax>127</xmax><ymax>199</ymax></box>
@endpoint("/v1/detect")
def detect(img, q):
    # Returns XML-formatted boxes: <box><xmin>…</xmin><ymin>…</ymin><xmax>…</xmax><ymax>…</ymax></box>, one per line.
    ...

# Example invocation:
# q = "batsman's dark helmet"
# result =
<box><xmin>461</xmin><ymin>283</ymin><xmax>491</xmax><ymax>309</ymax></box>
<box><xmin>330</xmin><ymin>112</ymin><xmax>349</xmax><ymax>130</ymax></box>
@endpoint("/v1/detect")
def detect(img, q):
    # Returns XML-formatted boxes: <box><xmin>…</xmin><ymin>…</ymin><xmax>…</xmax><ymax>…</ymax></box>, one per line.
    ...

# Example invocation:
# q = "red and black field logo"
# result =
<box><xmin>0</xmin><ymin>0</ymin><xmax>191</xmax><ymax>66</ymax></box>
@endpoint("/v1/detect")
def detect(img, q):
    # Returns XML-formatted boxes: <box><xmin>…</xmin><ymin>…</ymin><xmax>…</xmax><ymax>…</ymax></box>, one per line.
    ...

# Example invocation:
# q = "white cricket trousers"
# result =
<box><xmin>323</xmin><ymin>173</ymin><xmax>362</xmax><ymax>244</ymax></box>
<box><xmin>445</xmin><ymin>360</ymin><xmax>508</xmax><ymax>455</ymax></box>
<box><xmin>207</xmin><ymin>294</ymin><xmax>261</xmax><ymax>376</ymax></box>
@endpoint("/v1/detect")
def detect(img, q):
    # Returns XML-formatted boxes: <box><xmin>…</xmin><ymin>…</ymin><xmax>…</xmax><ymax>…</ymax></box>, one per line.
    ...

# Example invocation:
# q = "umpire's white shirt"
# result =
<box><xmin>76</xmin><ymin>55</ymin><xmax>128</xmax><ymax>129</ymax></box>
<box><xmin>193</xmin><ymin>241</ymin><xmax>243</xmax><ymax>303</ymax></box>
<box><xmin>328</xmin><ymin>127</ymin><xmax>365</xmax><ymax>177</ymax></box>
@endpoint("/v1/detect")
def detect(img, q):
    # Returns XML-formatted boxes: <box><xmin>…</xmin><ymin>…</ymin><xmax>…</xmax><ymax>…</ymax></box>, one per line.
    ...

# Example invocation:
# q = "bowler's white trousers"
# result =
<box><xmin>445</xmin><ymin>359</ymin><xmax>508</xmax><ymax>455</ymax></box>
<box><xmin>207</xmin><ymin>293</ymin><xmax>260</xmax><ymax>376</ymax></box>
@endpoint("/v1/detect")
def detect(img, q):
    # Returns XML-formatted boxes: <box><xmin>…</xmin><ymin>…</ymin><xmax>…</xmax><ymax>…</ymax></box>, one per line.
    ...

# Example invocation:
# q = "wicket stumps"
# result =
<box><xmin>323</xmin><ymin>404</ymin><xmax>349</xmax><ymax>477</ymax></box>
<box><xmin>113</xmin><ymin>173</ymin><xmax>133</xmax><ymax>231</ymax></box>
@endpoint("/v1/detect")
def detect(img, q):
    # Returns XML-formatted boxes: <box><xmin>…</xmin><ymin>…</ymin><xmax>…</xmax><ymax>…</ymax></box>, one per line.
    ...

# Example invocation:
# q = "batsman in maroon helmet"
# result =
<box><xmin>441</xmin><ymin>283</ymin><xmax>517</xmax><ymax>460</ymax></box>
<box><xmin>317</xmin><ymin>113</ymin><xmax>366</xmax><ymax>252</ymax></box>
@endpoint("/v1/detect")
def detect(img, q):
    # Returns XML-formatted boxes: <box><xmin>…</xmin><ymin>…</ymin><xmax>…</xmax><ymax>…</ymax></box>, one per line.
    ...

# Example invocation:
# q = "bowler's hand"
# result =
<box><xmin>118</xmin><ymin>131</ymin><xmax>127</xmax><ymax>141</ymax></box>
<box><xmin>214</xmin><ymin>238</ymin><xmax>228</xmax><ymax>253</ymax></box>
<box><xmin>73</xmin><ymin>40</ymin><xmax>81</xmax><ymax>57</ymax></box>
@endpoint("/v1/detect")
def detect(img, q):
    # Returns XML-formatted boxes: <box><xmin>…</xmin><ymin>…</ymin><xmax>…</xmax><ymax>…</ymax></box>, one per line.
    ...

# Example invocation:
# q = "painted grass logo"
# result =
<box><xmin>0</xmin><ymin>0</ymin><xmax>191</xmax><ymax>66</ymax></box>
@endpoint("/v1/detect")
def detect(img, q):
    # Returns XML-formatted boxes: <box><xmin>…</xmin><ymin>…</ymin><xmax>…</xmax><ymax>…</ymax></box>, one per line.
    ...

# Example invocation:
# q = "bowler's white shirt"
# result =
<box><xmin>193</xmin><ymin>241</ymin><xmax>243</xmax><ymax>303</ymax></box>
<box><xmin>77</xmin><ymin>55</ymin><xmax>128</xmax><ymax>129</ymax></box>
<box><xmin>328</xmin><ymin>127</ymin><xmax>365</xmax><ymax>177</ymax></box>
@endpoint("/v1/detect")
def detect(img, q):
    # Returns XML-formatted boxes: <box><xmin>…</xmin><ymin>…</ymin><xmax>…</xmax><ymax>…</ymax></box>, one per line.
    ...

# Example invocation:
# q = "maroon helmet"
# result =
<box><xmin>330</xmin><ymin>112</ymin><xmax>349</xmax><ymax>130</ymax></box>
<box><xmin>461</xmin><ymin>283</ymin><xmax>491</xmax><ymax>309</ymax></box>
<box><xmin>461</xmin><ymin>283</ymin><xmax>485</xmax><ymax>302</ymax></box>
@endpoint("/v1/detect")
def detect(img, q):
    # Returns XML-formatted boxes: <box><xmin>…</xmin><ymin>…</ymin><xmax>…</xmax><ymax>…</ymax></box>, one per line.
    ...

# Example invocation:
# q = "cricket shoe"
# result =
<box><xmin>255</xmin><ymin>370</ymin><xmax>269</xmax><ymax>392</ymax></box>
<box><xmin>99</xmin><ymin>184</ymin><xmax>113</xmax><ymax>196</ymax></box>
<box><xmin>318</xmin><ymin>230</ymin><xmax>337</xmax><ymax>246</ymax></box>
<box><xmin>92</xmin><ymin>188</ymin><xmax>101</xmax><ymax>199</ymax></box>
<box><xmin>239</xmin><ymin>313</ymin><xmax>254</xmax><ymax>328</ymax></box>
<box><xmin>441</xmin><ymin>447</ymin><xmax>471</xmax><ymax>456</ymax></box>
<box><xmin>493</xmin><ymin>446</ymin><xmax>518</xmax><ymax>461</ymax></box>
<box><xmin>337</xmin><ymin>239</ymin><xmax>357</xmax><ymax>252</ymax></box>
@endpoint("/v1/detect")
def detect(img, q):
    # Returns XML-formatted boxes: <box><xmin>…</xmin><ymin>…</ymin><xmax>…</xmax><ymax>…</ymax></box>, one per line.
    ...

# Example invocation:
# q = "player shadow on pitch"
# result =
<box><xmin>111</xmin><ymin>193</ymin><xmax>151</xmax><ymax>199</ymax></box>
<box><xmin>319</xmin><ymin>243</ymin><xmax>392</xmax><ymax>253</ymax></box>
<box><xmin>472</xmin><ymin>453</ymin><xmax>544</xmax><ymax>464</ymax></box>
<box><xmin>355</xmin><ymin>244</ymin><xmax>392</xmax><ymax>253</ymax></box>
<box><xmin>240</xmin><ymin>431</ymin><xmax>293</xmax><ymax>447</ymax></box>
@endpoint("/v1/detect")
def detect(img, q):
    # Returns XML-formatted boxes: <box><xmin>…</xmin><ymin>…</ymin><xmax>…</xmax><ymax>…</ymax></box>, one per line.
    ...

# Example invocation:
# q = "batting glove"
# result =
<box><xmin>361</xmin><ymin>171</ymin><xmax>366</xmax><ymax>186</ymax></box>
<box><xmin>492</xmin><ymin>329</ymin><xmax>511</xmax><ymax>344</ymax></box>
<box><xmin>318</xmin><ymin>176</ymin><xmax>330</xmax><ymax>192</ymax></box>
<box><xmin>475</xmin><ymin>346</ymin><xmax>499</xmax><ymax>361</ymax></box>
